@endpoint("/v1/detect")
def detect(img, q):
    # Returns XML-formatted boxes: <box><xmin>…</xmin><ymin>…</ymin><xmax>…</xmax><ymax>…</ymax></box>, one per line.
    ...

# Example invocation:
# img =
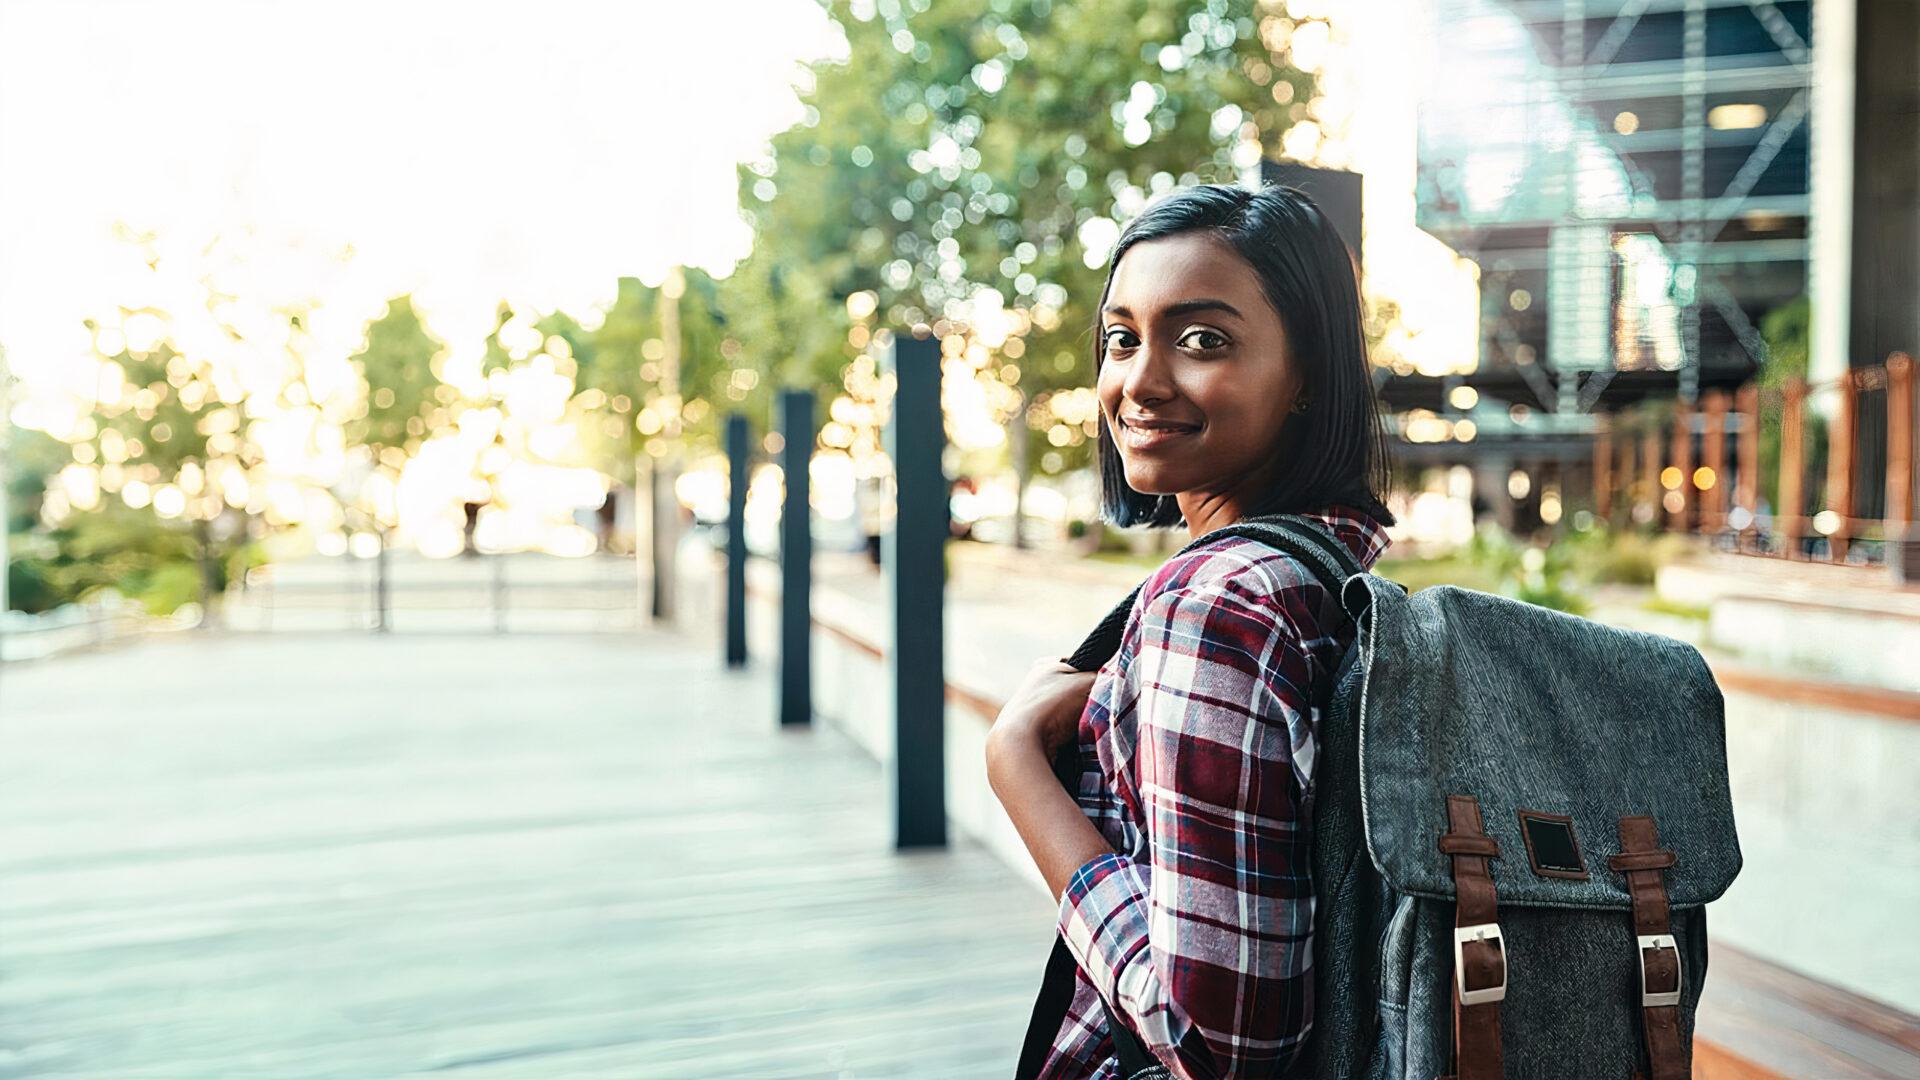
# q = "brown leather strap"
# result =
<box><xmin>1439</xmin><ymin>794</ymin><xmax>1505</xmax><ymax>1080</ymax></box>
<box><xmin>1437</xmin><ymin>834</ymin><xmax>1501</xmax><ymax>858</ymax></box>
<box><xmin>1608</xmin><ymin>816</ymin><xmax>1689</xmax><ymax>1080</ymax></box>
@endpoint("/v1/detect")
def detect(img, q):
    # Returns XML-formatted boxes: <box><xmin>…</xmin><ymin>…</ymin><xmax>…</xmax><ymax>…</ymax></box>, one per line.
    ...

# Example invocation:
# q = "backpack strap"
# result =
<box><xmin>1014</xmin><ymin>936</ymin><xmax>1082</xmax><ymax>1080</ymax></box>
<box><xmin>1106</xmin><ymin>1009</ymin><xmax>1171</xmax><ymax>1078</ymax></box>
<box><xmin>1608</xmin><ymin>816</ymin><xmax>1689</xmax><ymax>1080</ymax></box>
<box><xmin>1060</xmin><ymin>513</ymin><xmax>1364</xmax><ymax>675</ymax></box>
<box><xmin>1439</xmin><ymin>794</ymin><xmax>1507</xmax><ymax>1080</ymax></box>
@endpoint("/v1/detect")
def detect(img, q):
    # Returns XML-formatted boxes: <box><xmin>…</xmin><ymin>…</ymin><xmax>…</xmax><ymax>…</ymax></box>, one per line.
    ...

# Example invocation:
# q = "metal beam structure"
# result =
<box><xmin>1414</xmin><ymin>0</ymin><xmax>1814</xmax><ymax>415</ymax></box>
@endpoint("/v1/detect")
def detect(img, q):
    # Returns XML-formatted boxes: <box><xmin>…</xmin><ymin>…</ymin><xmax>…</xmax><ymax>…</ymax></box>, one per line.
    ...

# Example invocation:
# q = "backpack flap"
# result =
<box><xmin>1339</xmin><ymin>575</ymin><xmax>1742</xmax><ymax>910</ymax></box>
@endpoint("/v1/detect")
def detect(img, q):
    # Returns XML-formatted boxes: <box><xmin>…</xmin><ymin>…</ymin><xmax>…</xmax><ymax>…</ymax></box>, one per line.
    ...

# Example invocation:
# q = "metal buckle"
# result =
<box><xmin>1638</xmin><ymin>933</ymin><xmax>1683</xmax><ymax>1007</ymax></box>
<box><xmin>1453</xmin><ymin>922</ymin><xmax>1507</xmax><ymax>1006</ymax></box>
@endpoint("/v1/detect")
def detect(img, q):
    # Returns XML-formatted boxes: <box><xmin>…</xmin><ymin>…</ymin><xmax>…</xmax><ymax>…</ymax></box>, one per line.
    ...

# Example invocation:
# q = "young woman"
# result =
<box><xmin>985</xmin><ymin>182</ymin><xmax>1397</xmax><ymax>1079</ymax></box>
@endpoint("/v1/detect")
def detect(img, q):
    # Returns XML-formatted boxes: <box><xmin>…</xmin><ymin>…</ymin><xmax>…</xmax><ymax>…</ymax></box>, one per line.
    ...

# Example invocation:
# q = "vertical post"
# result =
<box><xmin>1640</xmin><ymin>428</ymin><xmax>1660</xmax><ymax>528</ymax></box>
<box><xmin>1780</xmin><ymin>377</ymin><xmax>1807</xmax><ymax>556</ymax></box>
<box><xmin>650</xmin><ymin>266</ymin><xmax>686</xmax><ymax>625</ymax></box>
<box><xmin>491</xmin><ymin>551</ymin><xmax>507</xmax><ymax>633</ymax></box>
<box><xmin>1010</xmin><ymin>387</ymin><xmax>1031</xmax><ymax>550</ymax></box>
<box><xmin>1619</xmin><ymin>428</ymin><xmax>1637</xmax><ymax>528</ymax></box>
<box><xmin>1888</xmin><ymin>354</ymin><xmax>1918</xmax><ymax>584</ymax></box>
<box><xmin>0</xmin><ymin>345</ymin><xmax>10</xmax><ymax>671</ymax></box>
<box><xmin>1668</xmin><ymin>398</ymin><xmax>1695</xmax><ymax>531</ymax></box>
<box><xmin>778</xmin><ymin>390</ymin><xmax>815</xmax><ymax>725</ymax></box>
<box><xmin>1826</xmin><ymin>372</ymin><xmax>1856</xmax><ymax>562</ymax></box>
<box><xmin>194</xmin><ymin>518</ymin><xmax>217</xmax><ymax>630</ymax></box>
<box><xmin>884</xmin><ymin>332</ymin><xmax>946</xmax><ymax>849</ymax></box>
<box><xmin>724</xmin><ymin>412</ymin><xmax>750</xmax><ymax>669</ymax></box>
<box><xmin>1888</xmin><ymin>354</ymin><xmax>1914</xmax><ymax>527</ymax></box>
<box><xmin>1702</xmin><ymin>390</ymin><xmax>1727</xmax><ymax>531</ymax></box>
<box><xmin>375</xmin><ymin>532</ymin><xmax>391</xmax><ymax>633</ymax></box>
<box><xmin>1736</xmin><ymin>384</ymin><xmax>1760</xmax><ymax>546</ymax></box>
<box><xmin>1593</xmin><ymin>415</ymin><xmax>1613</xmax><ymax>522</ymax></box>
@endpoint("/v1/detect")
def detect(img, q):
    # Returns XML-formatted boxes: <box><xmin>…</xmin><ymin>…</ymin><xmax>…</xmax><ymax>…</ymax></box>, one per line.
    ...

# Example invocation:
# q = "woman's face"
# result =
<box><xmin>1095</xmin><ymin>231</ymin><xmax>1304</xmax><ymax>530</ymax></box>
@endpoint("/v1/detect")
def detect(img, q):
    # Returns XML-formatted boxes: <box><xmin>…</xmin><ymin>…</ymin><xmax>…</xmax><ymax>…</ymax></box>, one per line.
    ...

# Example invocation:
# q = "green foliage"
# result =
<box><xmin>6</xmin><ymin>427</ymin><xmax>71</xmax><ymax>537</ymax></box>
<box><xmin>13</xmin><ymin>274</ymin><xmax>319</xmax><ymax>613</ymax></box>
<box><xmin>7</xmin><ymin>548</ymin><xmax>64</xmax><ymax>613</ymax></box>
<box><xmin>1640</xmin><ymin>594</ymin><xmax>1711</xmax><ymax>622</ymax></box>
<box><xmin>1457</xmin><ymin>525</ymin><xmax>1589</xmax><ymax>615</ymax></box>
<box><xmin>347</xmin><ymin>295</ymin><xmax>444</xmax><ymax>456</ymax></box>
<box><xmin>730</xmin><ymin>0</ymin><xmax>1309</xmax><ymax>477</ymax></box>
<box><xmin>8</xmin><ymin>503</ymin><xmax>260</xmax><ymax>616</ymax></box>
<box><xmin>1756</xmin><ymin>296</ymin><xmax>1826</xmax><ymax>514</ymax></box>
<box><xmin>88</xmin><ymin>335</ymin><xmax>218</xmax><ymax>479</ymax></box>
<box><xmin>1756</xmin><ymin>296</ymin><xmax>1810</xmax><ymax>390</ymax></box>
<box><xmin>1583</xmin><ymin>530</ymin><xmax>1657</xmax><ymax>585</ymax></box>
<box><xmin>1380</xmin><ymin>520</ymin><xmax>1693</xmax><ymax>615</ymax></box>
<box><xmin>1553</xmin><ymin>523</ymin><xmax>1690</xmax><ymax>586</ymax></box>
<box><xmin>1370</xmin><ymin>552</ymin><xmax>1498</xmax><ymax>595</ymax></box>
<box><xmin>1402</xmin><ymin>520</ymin><xmax>1696</xmax><ymax>614</ymax></box>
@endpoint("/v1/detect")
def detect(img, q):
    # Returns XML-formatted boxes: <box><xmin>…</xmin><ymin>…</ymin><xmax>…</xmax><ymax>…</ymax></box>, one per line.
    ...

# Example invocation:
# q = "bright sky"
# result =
<box><xmin>0</xmin><ymin>0</ymin><xmax>842</xmax><ymax>390</ymax></box>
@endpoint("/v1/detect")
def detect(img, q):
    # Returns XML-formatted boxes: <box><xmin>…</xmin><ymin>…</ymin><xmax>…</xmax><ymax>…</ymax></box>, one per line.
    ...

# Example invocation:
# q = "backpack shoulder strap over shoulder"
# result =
<box><xmin>1060</xmin><ymin>513</ymin><xmax>1365</xmax><ymax>675</ymax></box>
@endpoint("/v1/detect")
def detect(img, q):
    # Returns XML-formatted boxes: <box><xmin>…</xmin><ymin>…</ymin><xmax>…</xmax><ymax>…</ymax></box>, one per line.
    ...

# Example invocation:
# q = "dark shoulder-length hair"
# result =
<box><xmin>1092</xmin><ymin>181</ymin><xmax>1396</xmax><ymax>530</ymax></box>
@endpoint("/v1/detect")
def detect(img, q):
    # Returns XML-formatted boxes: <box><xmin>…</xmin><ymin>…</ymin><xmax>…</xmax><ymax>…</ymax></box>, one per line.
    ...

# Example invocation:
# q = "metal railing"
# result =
<box><xmin>1598</xmin><ymin>352</ymin><xmax>1917</xmax><ymax>566</ymax></box>
<box><xmin>230</xmin><ymin>550</ymin><xmax>642</xmax><ymax>634</ymax></box>
<box><xmin>0</xmin><ymin>598</ymin><xmax>192</xmax><ymax>666</ymax></box>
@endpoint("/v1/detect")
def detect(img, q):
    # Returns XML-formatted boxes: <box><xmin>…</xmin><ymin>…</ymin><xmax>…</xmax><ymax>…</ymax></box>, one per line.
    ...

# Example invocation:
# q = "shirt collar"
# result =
<box><xmin>1295</xmin><ymin>503</ymin><xmax>1393</xmax><ymax>571</ymax></box>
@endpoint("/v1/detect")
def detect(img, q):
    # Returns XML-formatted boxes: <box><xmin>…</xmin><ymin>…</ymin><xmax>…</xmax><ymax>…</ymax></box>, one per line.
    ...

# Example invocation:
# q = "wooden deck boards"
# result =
<box><xmin>0</xmin><ymin>631</ymin><xmax>1054</xmax><ymax>1078</ymax></box>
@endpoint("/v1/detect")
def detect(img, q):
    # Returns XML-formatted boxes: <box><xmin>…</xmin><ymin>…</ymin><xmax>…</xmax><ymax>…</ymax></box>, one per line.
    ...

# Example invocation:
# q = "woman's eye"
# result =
<box><xmin>1103</xmin><ymin>328</ymin><xmax>1225</xmax><ymax>353</ymax></box>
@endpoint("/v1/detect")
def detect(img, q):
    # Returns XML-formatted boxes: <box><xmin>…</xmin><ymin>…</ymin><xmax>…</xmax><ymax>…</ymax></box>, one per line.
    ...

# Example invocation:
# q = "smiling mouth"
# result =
<box><xmin>1118</xmin><ymin>416</ymin><xmax>1201</xmax><ymax>449</ymax></box>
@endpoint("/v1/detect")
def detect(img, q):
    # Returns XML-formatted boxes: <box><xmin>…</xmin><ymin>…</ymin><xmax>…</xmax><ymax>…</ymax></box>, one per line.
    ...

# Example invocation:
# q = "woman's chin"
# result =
<box><xmin>1122</xmin><ymin>468</ymin><xmax>1187</xmax><ymax>497</ymax></box>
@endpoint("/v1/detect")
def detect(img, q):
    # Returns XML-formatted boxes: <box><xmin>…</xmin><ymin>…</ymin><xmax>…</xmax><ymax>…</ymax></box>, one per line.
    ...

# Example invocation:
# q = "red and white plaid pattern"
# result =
<box><xmin>1038</xmin><ymin>504</ymin><xmax>1393</xmax><ymax>1080</ymax></box>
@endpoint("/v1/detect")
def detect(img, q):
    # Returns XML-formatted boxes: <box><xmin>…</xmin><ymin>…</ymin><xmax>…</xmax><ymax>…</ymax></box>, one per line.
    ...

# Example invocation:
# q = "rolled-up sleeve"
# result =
<box><xmin>1056</xmin><ymin>577</ymin><xmax>1317</xmax><ymax>1079</ymax></box>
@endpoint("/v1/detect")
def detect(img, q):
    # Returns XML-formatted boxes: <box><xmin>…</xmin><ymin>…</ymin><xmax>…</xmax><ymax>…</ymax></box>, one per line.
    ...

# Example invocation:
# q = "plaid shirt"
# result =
<box><xmin>1039</xmin><ymin>505</ymin><xmax>1392</xmax><ymax>1080</ymax></box>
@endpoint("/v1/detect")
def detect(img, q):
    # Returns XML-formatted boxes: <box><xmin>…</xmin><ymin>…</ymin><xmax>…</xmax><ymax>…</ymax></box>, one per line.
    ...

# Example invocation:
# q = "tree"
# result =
<box><xmin>346</xmin><ymin>295</ymin><xmax>445</xmax><ymax>468</ymax></box>
<box><xmin>10</xmin><ymin>228</ymin><xmax>358</xmax><ymax>617</ymax></box>
<box><xmin>721</xmin><ymin>0</ymin><xmax>1319</xmax><ymax>539</ymax></box>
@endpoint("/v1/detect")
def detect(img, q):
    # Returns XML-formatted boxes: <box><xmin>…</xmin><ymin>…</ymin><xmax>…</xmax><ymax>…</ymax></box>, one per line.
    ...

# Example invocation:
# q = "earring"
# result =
<box><xmin>1291</xmin><ymin>396</ymin><xmax>1311</xmax><ymax>414</ymax></box>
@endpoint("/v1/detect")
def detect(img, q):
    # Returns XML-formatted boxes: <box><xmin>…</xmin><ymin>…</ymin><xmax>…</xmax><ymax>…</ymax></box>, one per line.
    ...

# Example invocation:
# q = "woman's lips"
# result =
<box><xmin>1119</xmin><ymin>417</ymin><xmax>1200</xmax><ymax>451</ymax></box>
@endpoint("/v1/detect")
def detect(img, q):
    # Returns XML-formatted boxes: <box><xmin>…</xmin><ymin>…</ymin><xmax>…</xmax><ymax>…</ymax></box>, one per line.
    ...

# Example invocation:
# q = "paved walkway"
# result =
<box><xmin>0</xmin><ymin>629</ymin><xmax>1055</xmax><ymax>1078</ymax></box>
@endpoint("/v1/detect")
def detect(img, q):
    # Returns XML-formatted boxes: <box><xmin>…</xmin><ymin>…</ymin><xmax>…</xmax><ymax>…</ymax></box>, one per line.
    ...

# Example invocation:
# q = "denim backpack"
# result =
<box><xmin>1015</xmin><ymin>512</ymin><xmax>1741</xmax><ymax>1080</ymax></box>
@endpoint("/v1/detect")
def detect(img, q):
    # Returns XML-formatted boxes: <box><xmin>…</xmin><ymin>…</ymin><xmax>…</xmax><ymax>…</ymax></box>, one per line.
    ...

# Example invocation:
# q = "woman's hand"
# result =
<box><xmin>986</xmin><ymin>656</ymin><xmax>1113</xmax><ymax>901</ymax></box>
<box><xmin>990</xmin><ymin>657</ymin><xmax>1098</xmax><ymax>760</ymax></box>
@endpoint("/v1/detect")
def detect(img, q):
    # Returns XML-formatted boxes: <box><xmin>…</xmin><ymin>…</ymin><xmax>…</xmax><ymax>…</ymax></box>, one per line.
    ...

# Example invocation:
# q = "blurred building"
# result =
<box><xmin>1396</xmin><ymin>0</ymin><xmax>1917</xmax><ymax>535</ymax></box>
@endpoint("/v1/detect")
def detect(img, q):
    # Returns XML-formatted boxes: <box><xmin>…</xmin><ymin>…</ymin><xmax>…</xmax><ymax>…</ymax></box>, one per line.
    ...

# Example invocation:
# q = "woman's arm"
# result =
<box><xmin>1052</xmin><ymin>576</ymin><xmax>1319</xmax><ymax>1080</ymax></box>
<box><xmin>984</xmin><ymin>719</ymin><xmax>1115</xmax><ymax>900</ymax></box>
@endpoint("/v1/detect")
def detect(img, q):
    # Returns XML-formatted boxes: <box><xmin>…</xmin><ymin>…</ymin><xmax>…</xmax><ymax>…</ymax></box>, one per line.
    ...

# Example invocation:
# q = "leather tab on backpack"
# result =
<box><xmin>1438</xmin><ymin>834</ymin><xmax>1501</xmax><ymax>858</ymax></box>
<box><xmin>1612</xmin><ymin>815</ymin><xmax>1689</xmax><ymax>1080</ymax></box>
<box><xmin>1607</xmin><ymin>849</ymin><xmax>1678</xmax><ymax>873</ymax></box>
<box><xmin>1441</xmin><ymin>795</ymin><xmax>1505</xmax><ymax>1080</ymax></box>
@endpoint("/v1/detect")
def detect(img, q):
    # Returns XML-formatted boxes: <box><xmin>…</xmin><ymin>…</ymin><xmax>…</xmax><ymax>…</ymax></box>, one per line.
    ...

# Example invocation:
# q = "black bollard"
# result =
<box><xmin>725</xmin><ymin>412</ymin><xmax>750</xmax><ymax>669</ymax></box>
<box><xmin>884</xmin><ymin>331</ymin><xmax>946</xmax><ymax>849</ymax></box>
<box><xmin>778</xmin><ymin>390</ymin><xmax>815</xmax><ymax>724</ymax></box>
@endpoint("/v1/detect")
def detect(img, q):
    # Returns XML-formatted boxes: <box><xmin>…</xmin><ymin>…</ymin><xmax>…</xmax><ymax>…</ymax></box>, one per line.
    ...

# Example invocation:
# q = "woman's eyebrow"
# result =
<box><xmin>1101</xmin><ymin>298</ymin><xmax>1244</xmax><ymax>321</ymax></box>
